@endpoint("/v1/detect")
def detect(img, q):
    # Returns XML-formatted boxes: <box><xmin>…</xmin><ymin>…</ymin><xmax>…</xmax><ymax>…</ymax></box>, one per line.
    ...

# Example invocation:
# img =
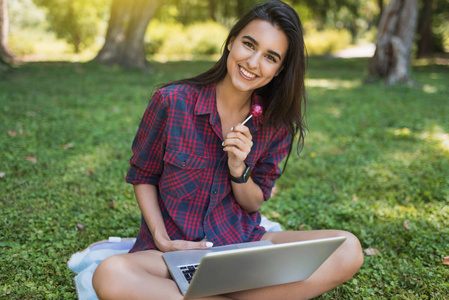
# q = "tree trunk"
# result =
<box><xmin>378</xmin><ymin>0</ymin><xmax>384</xmax><ymax>19</ymax></box>
<box><xmin>369</xmin><ymin>0</ymin><xmax>419</xmax><ymax>84</ymax></box>
<box><xmin>208</xmin><ymin>0</ymin><xmax>216</xmax><ymax>21</ymax></box>
<box><xmin>0</xmin><ymin>0</ymin><xmax>19</xmax><ymax>65</ymax></box>
<box><xmin>416</xmin><ymin>0</ymin><xmax>433</xmax><ymax>58</ymax></box>
<box><xmin>94</xmin><ymin>0</ymin><xmax>158</xmax><ymax>69</ymax></box>
<box><xmin>0</xmin><ymin>51</ymin><xmax>6</xmax><ymax>71</ymax></box>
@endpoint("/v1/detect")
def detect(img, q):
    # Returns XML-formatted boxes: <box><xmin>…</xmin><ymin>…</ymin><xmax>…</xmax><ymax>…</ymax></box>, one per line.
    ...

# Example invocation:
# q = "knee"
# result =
<box><xmin>92</xmin><ymin>255</ymin><xmax>130</xmax><ymax>300</ymax></box>
<box><xmin>333</xmin><ymin>230</ymin><xmax>364</xmax><ymax>280</ymax></box>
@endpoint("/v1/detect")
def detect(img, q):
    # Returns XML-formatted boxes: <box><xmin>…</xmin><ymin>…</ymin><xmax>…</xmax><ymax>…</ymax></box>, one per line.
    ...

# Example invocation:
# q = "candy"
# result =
<box><xmin>250</xmin><ymin>104</ymin><xmax>263</xmax><ymax>118</ymax></box>
<box><xmin>241</xmin><ymin>104</ymin><xmax>263</xmax><ymax>126</ymax></box>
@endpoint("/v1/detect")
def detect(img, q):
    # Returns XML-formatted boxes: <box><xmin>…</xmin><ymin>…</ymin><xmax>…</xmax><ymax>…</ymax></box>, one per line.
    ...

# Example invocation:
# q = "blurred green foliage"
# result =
<box><xmin>32</xmin><ymin>0</ymin><xmax>110</xmax><ymax>52</ymax></box>
<box><xmin>8</xmin><ymin>0</ymin><xmax>448</xmax><ymax>59</ymax></box>
<box><xmin>145</xmin><ymin>20</ymin><xmax>229</xmax><ymax>59</ymax></box>
<box><xmin>429</xmin><ymin>0</ymin><xmax>449</xmax><ymax>51</ymax></box>
<box><xmin>304</xmin><ymin>29</ymin><xmax>352</xmax><ymax>56</ymax></box>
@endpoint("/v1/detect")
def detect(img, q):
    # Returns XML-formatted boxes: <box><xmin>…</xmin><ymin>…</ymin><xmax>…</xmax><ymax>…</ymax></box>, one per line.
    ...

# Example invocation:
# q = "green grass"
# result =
<box><xmin>1</xmin><ymin>58</ymin><xmax>448</xmax><ymax>299</ymax></box>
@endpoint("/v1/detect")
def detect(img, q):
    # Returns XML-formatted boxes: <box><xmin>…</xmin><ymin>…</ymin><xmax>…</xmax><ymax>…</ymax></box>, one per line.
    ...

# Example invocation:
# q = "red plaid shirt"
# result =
<box><xmin>126</xmin><ymin>83</ymin><xmax>290</xmax><ymax>252</ymax></box>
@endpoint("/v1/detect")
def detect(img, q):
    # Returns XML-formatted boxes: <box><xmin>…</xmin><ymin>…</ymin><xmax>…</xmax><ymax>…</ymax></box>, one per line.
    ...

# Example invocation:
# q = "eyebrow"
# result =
<box><xmin>242</xmin><ymin>35</ymin><xmax>282</xmax><ymax>61</ymax></box>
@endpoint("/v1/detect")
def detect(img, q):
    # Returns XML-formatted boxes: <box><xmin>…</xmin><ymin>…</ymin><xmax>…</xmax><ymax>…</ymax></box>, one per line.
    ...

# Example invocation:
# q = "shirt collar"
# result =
<box><xmin>194</xmin><ymin>83</ymin><xmax>217</xmax><ymax>116</ymax></box>
<box><xmin>194</xmin><ymin>83</ymin><xmax>264</xmax><ymax>126</ymax></box>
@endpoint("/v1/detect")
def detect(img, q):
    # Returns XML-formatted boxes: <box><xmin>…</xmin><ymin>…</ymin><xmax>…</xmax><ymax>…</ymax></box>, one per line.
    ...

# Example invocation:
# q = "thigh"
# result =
<box><xmin>226</xmin><ymin>230</ymin><xmax>363</xmax><ymax>300</ymax></box>
<box><xmin>261</xmin><ymin>229</ymin><xmax>349</xmax><ymax>244</ymax></box>
<box><xmin>93</xmin><ymin>250</ymin><xmax>180</xmax><ymax>299</ymax></box>
<box><xmin>94</xmin><ymin>249</ymin><xmax>171</xmax><ymax>281</ymax></box>
<box><xmin>120</xmin><ymin>249</ymin><xmax>171</xmax><ymax>279</ymax></box>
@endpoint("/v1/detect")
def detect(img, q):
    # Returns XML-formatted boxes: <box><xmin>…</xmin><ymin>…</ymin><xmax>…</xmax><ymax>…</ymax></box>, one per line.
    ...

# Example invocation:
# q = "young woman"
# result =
<box><xmin>92</xmin><ymin>1</ymin><xmax>363</xmax><ymax>299</ymax></box>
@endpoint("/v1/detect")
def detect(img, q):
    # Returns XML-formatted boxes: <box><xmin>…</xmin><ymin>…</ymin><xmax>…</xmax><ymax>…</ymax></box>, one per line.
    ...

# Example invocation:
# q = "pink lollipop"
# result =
<box><xmin>241</xmin><ymin>104</ymin><xmax>263</xmax><ymax>126</ymax></box>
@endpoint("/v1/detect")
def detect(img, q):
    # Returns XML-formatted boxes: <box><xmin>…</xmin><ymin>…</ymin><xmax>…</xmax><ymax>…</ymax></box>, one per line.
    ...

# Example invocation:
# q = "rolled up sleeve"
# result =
<box><xmin>251</xmin><ymin>126</ymin><xmax>291</xmax><ymax>201</ymax></box>
<box><xmin>126</xmin><ymin>90</ymin><xmax>168</xmax><ymax>185</ymax></box>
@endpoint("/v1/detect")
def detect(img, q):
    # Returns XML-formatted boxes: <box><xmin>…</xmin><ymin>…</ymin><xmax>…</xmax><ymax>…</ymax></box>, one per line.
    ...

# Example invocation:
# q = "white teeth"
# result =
<box><xmin>240</xmin><ymin>67</ymin><xmax>256</xmax><ymax>78</ymax></box>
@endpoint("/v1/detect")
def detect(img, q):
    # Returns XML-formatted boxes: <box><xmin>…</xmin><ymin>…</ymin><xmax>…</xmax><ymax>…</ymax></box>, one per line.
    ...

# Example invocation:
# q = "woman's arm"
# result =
<box><xmin>223</xmin><ymin>124</ymin><xmax>265</xmax><ymax>213</ymax></box>
<box><xmin>230</xmin><ymin>176</ymin><xmax>265</xmax><ymax>213</ymax></box>
<box><xmin>134</xmin><ymin>184</ymin><xmax>213</xmax><ymax>252</ymax></box>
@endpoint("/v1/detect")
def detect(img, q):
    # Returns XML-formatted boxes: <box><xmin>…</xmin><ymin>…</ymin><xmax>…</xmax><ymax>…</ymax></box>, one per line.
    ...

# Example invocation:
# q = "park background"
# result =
<box><xmin>1</xmin><ymin>0</ymin><xmax>448</xmax><ymax>298</ymax></box>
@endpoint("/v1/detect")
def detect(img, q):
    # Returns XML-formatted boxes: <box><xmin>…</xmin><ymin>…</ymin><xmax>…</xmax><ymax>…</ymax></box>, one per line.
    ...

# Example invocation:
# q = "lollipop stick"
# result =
<box><xmin>241</xmin><ymin>115</ymin><xmax>253</xmax><ymax>126</ymax></box>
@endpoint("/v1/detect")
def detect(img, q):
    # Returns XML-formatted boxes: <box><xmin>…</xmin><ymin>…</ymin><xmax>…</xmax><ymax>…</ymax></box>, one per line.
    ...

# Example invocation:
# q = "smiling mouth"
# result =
<box><xmin>239</xmin><ymin>66</ymin><xmax>257</xmax><ymax>79</ymax></box>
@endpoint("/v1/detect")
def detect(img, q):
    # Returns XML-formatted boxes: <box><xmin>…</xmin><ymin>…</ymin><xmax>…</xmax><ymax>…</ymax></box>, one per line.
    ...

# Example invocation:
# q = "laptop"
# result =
<box><xmin>163</xmin><ymin>236</ymin><xmax>346</xmax><ymax>298</ymax></box>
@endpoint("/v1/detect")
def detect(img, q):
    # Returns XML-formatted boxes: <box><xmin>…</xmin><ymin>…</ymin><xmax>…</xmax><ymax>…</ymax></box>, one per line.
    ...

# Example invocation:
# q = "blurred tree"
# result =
<box><xmin>153</xmin><ymin>0</ymin><xmax>259</xmax><ymax>27</ymax></box>
<box><xmin>95</xmin><ymin>0</ymin><xmax>158</xmax><ymax>69</ymax></box>
<box><xmin>417</xmin><ymin>0</ymin><xmax>434</xmax><ymax>58</ymax></box>
<box><xmin>95</xmin><ymin>0</ymin><xmax>259</xmax><ymax>69</ymax></box>
<box><xmin>369</xmin><ymin>0</ymin><xmax>419</xmax><ymax>84</ymax></box>
<box><xmin>416</xmin><ymin>0</ymin><xmax>449</xmax><ymax>58</ymax></box>
<box><xmin>291</xmin><ymin>0</ymin><xmax>380</xmax><ymax>42</ymax></box>
<box><xmin>377</xmin><ymin>0</ymin><xmax>384</xmax><ymax>19</ymax></box>
<box><xmin>33</xmin><ymin>0</ymin><xmax>110</xmax><ymax>53</ymax></box>
<box><xmin>0</xmin><ymin>0</ymin><xmax>19</xmax><ymax>65</ymax></box>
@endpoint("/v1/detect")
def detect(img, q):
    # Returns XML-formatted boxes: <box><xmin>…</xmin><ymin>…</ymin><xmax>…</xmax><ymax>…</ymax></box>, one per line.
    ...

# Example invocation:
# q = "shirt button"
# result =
<box><xmin>181</xmin><ymin>161</ymin><xmax>186</xmax><ymax>167</ymax></box>
<box><xmin>212</xmin><ymin>190</ymin><xmax>217</xmax><ymax>195</ymax></box>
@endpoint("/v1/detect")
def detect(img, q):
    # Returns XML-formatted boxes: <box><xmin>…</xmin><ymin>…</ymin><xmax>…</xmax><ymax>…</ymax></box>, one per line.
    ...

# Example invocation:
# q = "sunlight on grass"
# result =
<box><xmin>63</xmin><ymin>144</ymin><xmax>113</xmax><ymax>182</ymax></box>
<box><xmin>419</xmin><ymin>125</ymin><xmax>449</xmax><ymax>153</ymax></box>
<box><xmin>390</xmin><ymin>127</ymin><xmax>412</xmax><ymax>137</ymax></box>
<box><xmin>375</xmin><ymin>203</ymin><xmax>421</xmax><ymax>219</ymax></box>
<box><xmin>386</xmin><ymin>126</ymin><xmax>449</xmax><ymax>154</ymax></box>
<box><xmin>374</xmin><ymin>202</ymin><xmax>449</xmax><ymax>229</ymax></box>
<box><xmin>13</xmin><ymin>32</ymin><xmax>101</xmax><ymax>62</ymax></box>
<box><xmin>364</xmin><ymin>163</ymin><xmax>402</xmax><ymax>187</ymax></box>
<box><xmin>386</xmin><ymin>151</ymin><xmax>417</xmax><ymax>167</ymax></box>
<box><xmin>306</xmin><ymin>78</ymin><xmax>362</xmax><ymax>90</ymax></box>
<box><xmin>325</xmin><ymin>106</ymin><xmax>342</xmax><ymax>118</ymax></box>
<box><xmin>422</xmin><ymin>84</ymin><xmax>438</xmax><ymax>94</ymax></box>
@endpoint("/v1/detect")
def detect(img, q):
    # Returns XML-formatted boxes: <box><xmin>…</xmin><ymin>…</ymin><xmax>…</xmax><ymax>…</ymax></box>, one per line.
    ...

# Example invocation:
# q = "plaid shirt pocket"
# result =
<box><xmin>160</xmin><ymin>148</ymin><xmax>207</xmax><ymax>201</ymax></box>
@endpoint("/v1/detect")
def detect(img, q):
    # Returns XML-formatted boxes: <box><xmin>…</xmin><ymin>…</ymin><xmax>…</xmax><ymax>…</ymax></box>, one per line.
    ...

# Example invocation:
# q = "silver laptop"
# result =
<box><xmin>163</xmin><ymin>236</ymin><xmax>346</xmax><ymax>298</ymax></box>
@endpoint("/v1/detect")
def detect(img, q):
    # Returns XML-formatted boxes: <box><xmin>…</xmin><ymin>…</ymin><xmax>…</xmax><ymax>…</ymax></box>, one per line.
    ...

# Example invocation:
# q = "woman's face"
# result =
<box><xmin>225</xmin><ymin>19</ymin><xmax>288</xmax><ymax>93</ymax></box>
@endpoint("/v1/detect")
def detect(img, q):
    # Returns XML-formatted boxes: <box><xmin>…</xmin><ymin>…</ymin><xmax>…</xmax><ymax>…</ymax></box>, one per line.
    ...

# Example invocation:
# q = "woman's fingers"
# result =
<box><xmin>223</xmin><ymin>124</ymin><xmax>253</xmax><ymax>168</ymax></box>
<box><xmin>223</xmin><ymin>125</ymin><xmax>253</xmax><ymax>152</ymax></box>
<box><xmin>161</xmin><ymin>240</ymin><xmax>214</xmax><ymax>252</ymax></box>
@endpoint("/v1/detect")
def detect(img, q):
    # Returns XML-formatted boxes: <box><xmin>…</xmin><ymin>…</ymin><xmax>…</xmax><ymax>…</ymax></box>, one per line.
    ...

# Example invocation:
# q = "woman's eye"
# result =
<box><xmin>243</xmin><ymin>41</ymin><xmax>254</xmax><ymax>49</ymax></box>
<box><xmin>266</xmin><ymin>55</ymin><xmax>277</xmax><ymax>63</ymax></box>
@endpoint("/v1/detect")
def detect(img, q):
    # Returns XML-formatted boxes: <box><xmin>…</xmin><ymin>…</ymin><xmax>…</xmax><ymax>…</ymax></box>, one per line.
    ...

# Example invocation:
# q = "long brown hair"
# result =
<box><xmin>163</xmin><ymin>0</ymin><xmax>308</xmax><ymax>169</ymax></box>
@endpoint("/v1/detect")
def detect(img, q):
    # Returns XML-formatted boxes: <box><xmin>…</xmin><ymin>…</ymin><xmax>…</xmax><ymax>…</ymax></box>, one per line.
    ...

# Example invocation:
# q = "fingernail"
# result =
<box><xmin>206</xmin><ymin>242</ymin><xmax>213</xmax><ymax>248</ymax></box>
<box><xmin>230</xmin><ymin>127</ymin><xmax>233</xmax><ymax>131</ymax></box>
<box><xmin>222</xmin><ymin>141</ymin><xmax>224</xmax><ymax>146</ymax></box>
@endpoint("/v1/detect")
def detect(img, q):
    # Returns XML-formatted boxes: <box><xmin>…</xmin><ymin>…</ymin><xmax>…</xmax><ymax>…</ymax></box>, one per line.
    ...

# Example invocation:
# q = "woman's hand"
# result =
<box><xmin>134</xmin><ymin>184</ymin><xmax>213</xmax><ymax>253</ymax></box>
<box><xmin>155</xmin><ymin>236</ymin><xmax>213</xmax><ymax>253</ymax></box>
<box><xmin>223</xmin><ymin>124</ymin><xmax>253</xmax><ymax>177</ymax></box>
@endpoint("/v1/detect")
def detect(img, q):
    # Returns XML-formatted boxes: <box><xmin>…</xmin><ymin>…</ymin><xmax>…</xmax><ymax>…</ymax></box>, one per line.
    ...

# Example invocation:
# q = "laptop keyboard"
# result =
<box><xmin>179</xmin><ymin>264</ymin><xmax>199</xmax><ymax>283</ymax></box>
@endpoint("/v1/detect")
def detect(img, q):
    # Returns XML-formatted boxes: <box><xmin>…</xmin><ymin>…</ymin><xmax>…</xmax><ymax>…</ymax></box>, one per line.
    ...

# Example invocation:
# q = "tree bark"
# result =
<box><xmin>0</xmin><ymin>0</ymin><xmax>19</xmax><ymax>65</ymax></box>
<box><xmin>416</xmin><ymin>0</ymin><xmax>434</xmax><ymax>58</ymax></box>
<box><xmin>369</xmin><ymin>0</ymin><xmax>419</xmax><ymax>84</ymax></box>
<box><xmin>94</xmin><ymin>0</ymin><xmax>158</xmax><ymax>69</ymax></box>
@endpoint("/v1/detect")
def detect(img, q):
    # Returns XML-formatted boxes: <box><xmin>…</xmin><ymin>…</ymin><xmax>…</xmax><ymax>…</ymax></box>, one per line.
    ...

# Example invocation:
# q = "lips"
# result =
<box><xmin>239</xmin><ymin>66</ymin><xmax>257</xmax><ymax>80</ymax></box>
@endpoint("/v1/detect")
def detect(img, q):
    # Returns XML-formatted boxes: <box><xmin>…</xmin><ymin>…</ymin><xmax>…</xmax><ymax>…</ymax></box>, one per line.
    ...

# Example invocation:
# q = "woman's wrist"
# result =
<box><xmin>152</xmin><ymin>230</ymin><xmax>171</xmax><ymax>250</ymax></box>
<box><xmin>228</xmin><ymin>163</ymin><xmax>247</xmax><ymax>178</ymax></box>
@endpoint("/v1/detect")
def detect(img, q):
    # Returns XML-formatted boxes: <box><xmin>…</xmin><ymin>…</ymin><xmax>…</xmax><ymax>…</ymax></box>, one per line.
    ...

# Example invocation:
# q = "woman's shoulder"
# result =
<box><xmin>152</xmin><ymin>82</ymin><xmax>214</xmax><ymax>113</ymax></box>
<box><xmin>155</xmin><ymin>83</ymin><xmax>203</xmax><ymax>99</ymax></box>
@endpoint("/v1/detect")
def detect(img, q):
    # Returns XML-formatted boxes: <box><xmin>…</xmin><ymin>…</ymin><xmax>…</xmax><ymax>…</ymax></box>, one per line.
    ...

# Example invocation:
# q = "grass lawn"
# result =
<box><xmin>1</xmin><ymin>57</ymin><xmax>448</xmax><ymax>299</ymax></box>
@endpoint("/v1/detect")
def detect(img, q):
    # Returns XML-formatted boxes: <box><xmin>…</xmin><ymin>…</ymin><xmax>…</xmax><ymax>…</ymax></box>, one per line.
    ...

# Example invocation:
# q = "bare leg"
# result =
<box><xmin>92</xmin><ymin>250</ymin><xmax>235</xmax><ymax>300</ymax></box>
<box><xmin>226</xmin><ymin>230</ymin><xmax>364</xmax><ymax>300</ymax></box>
<box><xmin>93</xmin><ymin>230</ymin><xmax>362</xmax><ymax>300</ymax></box>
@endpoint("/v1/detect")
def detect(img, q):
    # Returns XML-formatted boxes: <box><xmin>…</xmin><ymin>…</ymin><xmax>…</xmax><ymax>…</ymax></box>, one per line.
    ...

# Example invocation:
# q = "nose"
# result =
<box><xmin>247</xmin><ymin>52</ymin><xmax>261</xmax><ymax>70</ymax></box>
